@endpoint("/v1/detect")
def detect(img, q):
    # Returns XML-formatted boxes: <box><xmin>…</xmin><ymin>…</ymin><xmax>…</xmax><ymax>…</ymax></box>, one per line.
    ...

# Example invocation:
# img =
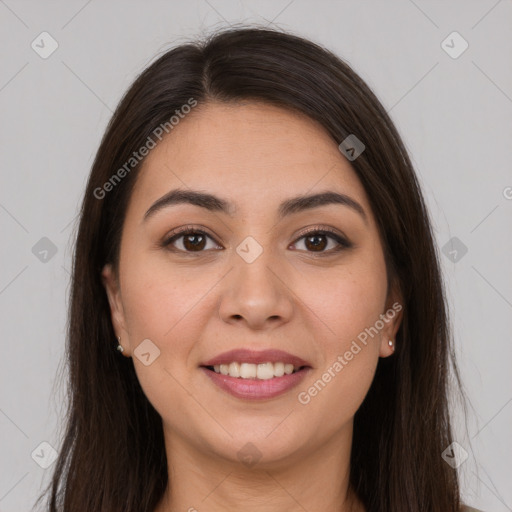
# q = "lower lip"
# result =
<box><xmin>200</xmin><ymin>367</ymin><xmax>311</xmax><ymax>400</ymax></box>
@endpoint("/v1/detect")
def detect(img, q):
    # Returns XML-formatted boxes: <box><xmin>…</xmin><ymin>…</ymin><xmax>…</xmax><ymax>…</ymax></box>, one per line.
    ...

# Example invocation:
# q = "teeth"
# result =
<box><xmin>257</xmin><ymin>362</ymin><xmax>274</xmax><ymax>380</ymax></box>
<box><xmin>274</xmin><ymin>362</ymin><xmax>285</xmax><ymax>377</ymax></box>
<box><xmin>229</xmin><ymin>362</ymin><xmax>240</xmax><ymax>377</ymax></box>
<box><xmin>240</xmin><ymin>362</ymin><xmax>257</xmax><ymax>378</ymax></box>
<box><xmin>210</xmin><ymin>362</ymin><xmax>301</xmax><ymax>379</ymax></box>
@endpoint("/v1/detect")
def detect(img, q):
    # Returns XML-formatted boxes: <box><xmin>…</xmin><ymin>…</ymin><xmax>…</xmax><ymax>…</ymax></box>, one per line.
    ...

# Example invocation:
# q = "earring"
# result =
<box><xmin>116</xmin><ymin>336</ymin><xmax>124</xmax><ymax>353</ymax></box>
<box><xmin>388</xmin><ymin>339</ymin><xmax>395</xmax><ymax>351</ymax></box>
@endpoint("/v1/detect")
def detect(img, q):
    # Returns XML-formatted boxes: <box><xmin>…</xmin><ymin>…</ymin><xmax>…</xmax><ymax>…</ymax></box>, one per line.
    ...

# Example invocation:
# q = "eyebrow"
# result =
<box><xmin>143</xmin><ymin>188</ymin><xmax>368</xmax><ymax>224</ymax></box>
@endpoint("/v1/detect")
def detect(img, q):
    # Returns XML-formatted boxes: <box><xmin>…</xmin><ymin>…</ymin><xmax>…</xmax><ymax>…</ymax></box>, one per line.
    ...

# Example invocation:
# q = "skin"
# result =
<box><xmin>102</xmin><ymin>101</ymin><xmax>403</xmax><ymax>512</ymax></box>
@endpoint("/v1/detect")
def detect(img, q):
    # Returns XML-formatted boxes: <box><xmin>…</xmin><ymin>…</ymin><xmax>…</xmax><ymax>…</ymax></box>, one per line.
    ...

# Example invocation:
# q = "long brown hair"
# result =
<box><xmin>36</xmin><ymin>26</ymin><xmax>466</xmax><ymax>511</ymax></box>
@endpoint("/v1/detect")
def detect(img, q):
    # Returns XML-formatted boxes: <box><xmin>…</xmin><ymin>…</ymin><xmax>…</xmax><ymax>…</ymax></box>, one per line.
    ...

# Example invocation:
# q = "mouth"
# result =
<box><xmin>202</xmin><ymin>362</ymin><xmax>308</xmax><ymax>379</ymax></box>
<box><xmin>199</xmin><ymin>349</ymin><xmax>312</xmax><ymax>400</ymax></box>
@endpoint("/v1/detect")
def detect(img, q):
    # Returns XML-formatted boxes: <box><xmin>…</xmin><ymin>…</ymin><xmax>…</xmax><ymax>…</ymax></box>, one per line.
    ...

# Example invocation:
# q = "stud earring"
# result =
<box><xmin>116</xmin><ymin>336</ymin><xmax>124</xmax><ymax>353</ymax></box>
<box><xmin>388</xmin><ymin>339</ymin><xmax>395</xmax><ymax>351</ymax></box>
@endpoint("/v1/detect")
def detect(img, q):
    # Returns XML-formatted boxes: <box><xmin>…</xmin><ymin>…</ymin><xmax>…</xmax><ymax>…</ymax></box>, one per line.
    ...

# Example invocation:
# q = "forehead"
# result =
<box><xmin>130</xmin><ymin>101</ymin><xmax>370</xmax><ymax>216</ymax></box>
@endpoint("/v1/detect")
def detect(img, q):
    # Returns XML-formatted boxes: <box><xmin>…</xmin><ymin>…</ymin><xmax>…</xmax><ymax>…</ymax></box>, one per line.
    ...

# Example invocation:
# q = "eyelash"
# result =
<box><xmin>161</xmin><ymin>225</ymin><xmax>352</xmax><ymax>255</ymax></box>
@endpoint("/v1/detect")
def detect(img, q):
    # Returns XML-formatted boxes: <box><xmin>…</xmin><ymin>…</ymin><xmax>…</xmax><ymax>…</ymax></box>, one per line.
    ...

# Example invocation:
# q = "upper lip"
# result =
<box><xmin>200</xmin><ymin>349</ymin><xmax>311</xmax><ymax>368</ymax></box>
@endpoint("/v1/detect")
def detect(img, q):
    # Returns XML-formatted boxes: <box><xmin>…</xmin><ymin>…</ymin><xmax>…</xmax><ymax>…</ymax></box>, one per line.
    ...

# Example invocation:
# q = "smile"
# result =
<box><xmin>200</xmin><ymin>364</ymin><xmax>311</xmax><ymax>400</ymax></box>
<box><xmin>200</xmin><ymin>348</ymin><xmax>312</xmax><ymax>400</ymax></box>
<box><xmin>207</xmin><ymin>361</ymin><xmax>303</xmax><ymax>379</ymax></box>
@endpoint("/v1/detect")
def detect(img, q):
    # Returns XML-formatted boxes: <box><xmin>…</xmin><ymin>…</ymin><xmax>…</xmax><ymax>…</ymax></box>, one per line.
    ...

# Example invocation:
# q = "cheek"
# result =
<box><xmin>120</xmin><ymin>250</ymin><xmax>210</xmax><ymax>339</ymax></box>
<box><xmin>293</xmin><ymin>265</ymin><xmax>387</xmax><ymax>428</ymax></box>
<box><xmin>298</xmin><ymin>254</ymin><xmax>388</xmax><ymax>349</ymax></box>
<box><xmin>118</xmin><ymin>255</ymin><xmax>214</xmax><ymax>420</ymax></box>
<box><xmin>331</xmin><ymin>274</ymin><xmax>386</xmax><ymax>342</ymax></box>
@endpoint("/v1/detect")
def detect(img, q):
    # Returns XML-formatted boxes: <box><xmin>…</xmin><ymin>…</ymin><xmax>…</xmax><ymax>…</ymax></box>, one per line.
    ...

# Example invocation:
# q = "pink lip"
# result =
<box><xmin>200</xmin><ymin>366</ymin><xmax>312</xmax><ymax>400</ymax></box>
<box><xmin>200</xmin><ymin>349</ymin><xmax>311</xmax><ymax>368</ymax></box>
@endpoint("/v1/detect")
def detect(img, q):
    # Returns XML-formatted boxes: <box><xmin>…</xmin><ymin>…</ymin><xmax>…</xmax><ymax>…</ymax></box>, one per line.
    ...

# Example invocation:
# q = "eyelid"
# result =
<box><xmin>293</xmin><ymin>224</ymin><xmax>350</xmax><ymax>244</ymax></box>
<box><xmin>165</xmin><ymin>224</ymin><xmax>216</xmax><ymax>239</ymax></box>
<box><xmin>162</xmin><ymin>225</ymin><xmax>222</xmax><ymax>249</ymax></box>
<box><xmin>161</xmin><ymin>224</ymin><xmax>352</xmax><ymax>253</ymax></box>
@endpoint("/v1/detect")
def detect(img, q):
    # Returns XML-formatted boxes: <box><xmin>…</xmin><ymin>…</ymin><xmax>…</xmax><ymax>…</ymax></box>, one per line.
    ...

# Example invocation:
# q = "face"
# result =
<box><xmin>102</xmin><ymin>101</ymin><xmax>402</xmax><ymax>468</ymax></box>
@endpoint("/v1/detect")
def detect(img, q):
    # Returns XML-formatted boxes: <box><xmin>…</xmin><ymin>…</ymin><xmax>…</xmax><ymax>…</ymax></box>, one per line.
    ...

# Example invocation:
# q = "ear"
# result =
<box><xmin>378</xmin><ymin>281</ymin><xmax>404</xmax><ymax>358</ymax></box>
<box><xmin>101</xmin><ymin>263</ymin><xmax>130</xmax><ymax>356</ymax></box>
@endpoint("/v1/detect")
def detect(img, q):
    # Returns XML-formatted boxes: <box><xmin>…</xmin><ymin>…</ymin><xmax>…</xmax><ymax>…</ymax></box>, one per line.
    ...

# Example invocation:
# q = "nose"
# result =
<box><xmin>218</xmin><ymin>251</ymin><xmax>294</xmax><ymax>330</ymax></box>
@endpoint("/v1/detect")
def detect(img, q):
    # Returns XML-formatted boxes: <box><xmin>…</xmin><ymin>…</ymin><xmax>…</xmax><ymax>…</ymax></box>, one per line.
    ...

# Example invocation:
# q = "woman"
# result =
<box><xmin>36</xmin><ymin>26</ymin><xmax>481</xmax><ymax>511</ymax></box>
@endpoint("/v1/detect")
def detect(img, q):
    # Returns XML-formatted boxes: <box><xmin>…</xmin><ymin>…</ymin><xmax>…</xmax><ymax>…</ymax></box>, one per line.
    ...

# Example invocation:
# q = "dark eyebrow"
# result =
<box><xmin>143</xmin><ymin>189</ymin><xmax>236</xmax><ymax>221</ymax></box>
<box><xmin>143</xmin><ymin>189</ymin><xmax>367</xmax><ymax>224</ymax></box>
<box><xmin>278</xmin><ymin>191</ymin><xmax>367</xmax><ymax>224</ymax></box>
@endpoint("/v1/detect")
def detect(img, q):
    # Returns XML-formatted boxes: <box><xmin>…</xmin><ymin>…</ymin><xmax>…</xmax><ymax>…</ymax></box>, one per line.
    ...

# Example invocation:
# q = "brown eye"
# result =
<box><xmin>162</xmin><ymin>229</ymin><xmax>220</xmax><ymax>253</ymax></box>
<box><xmin>292</xmin><ymin>229</ymin><xmax>351</xmax><ymax>254</ymax></box>
<box><xmin>162</xmin><ymin>227</ymin><xmax>351</xmax><ymax>255</ymax></box>
<box><xmin>304</xmin><ymin>233</ymin><xmax>328</xmax><ymax>251</ymax></box>
<box><xmin>182</xmin><ymin>233</ymin><xmax>207</xmax><ymax>251</ymax></box>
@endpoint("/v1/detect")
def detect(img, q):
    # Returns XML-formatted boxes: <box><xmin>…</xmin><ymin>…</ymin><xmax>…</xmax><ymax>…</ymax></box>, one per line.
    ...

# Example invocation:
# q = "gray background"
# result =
<box><xmin>0</xmin><ymin>1</ymin><xmax>511</xmax><ymax>510</ymax></box>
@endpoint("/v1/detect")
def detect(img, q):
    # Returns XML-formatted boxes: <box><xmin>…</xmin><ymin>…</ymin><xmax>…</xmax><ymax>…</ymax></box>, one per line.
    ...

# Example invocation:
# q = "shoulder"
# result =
<box><xmin>461</xmin><ymin>505</ymin><xmax>485</xmax><ymax>512</ymax></box>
